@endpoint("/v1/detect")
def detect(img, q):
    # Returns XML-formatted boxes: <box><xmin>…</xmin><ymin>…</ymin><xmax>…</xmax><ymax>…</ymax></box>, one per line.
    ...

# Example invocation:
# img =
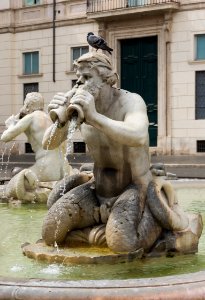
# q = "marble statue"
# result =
<box><xmin>1</xmin><ymin>92</ymin><xmax>72</xmax><ymax>203</ymax></box>
<box><xmin>41</xmin><ymin>52</ymin><xmax>202</xmax><ymax>255</ymax></box>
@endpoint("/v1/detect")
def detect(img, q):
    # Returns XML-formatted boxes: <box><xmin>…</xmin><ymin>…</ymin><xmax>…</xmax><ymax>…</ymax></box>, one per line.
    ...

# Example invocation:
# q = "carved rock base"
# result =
<box><xmin>148</xmin><ymin>213</ymin><xmax>203</xmax><ymax>257</ymax></box>
<box><xmin>22</xmin><ymin>242</ymin><xmax>144</xmax><ymax>264</ymax></box>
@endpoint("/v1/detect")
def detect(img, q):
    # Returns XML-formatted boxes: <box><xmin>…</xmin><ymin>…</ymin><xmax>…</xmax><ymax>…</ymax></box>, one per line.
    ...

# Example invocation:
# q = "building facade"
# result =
<box><xmin>0</xmin><ymin>0</ymin><xmax>205</xmax><ymax>156</ymax></box>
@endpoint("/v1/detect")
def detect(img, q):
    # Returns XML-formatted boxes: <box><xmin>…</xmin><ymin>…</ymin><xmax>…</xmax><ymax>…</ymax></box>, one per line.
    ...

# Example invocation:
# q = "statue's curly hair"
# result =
<box><xmin>24</xmin><ymin>92</ymin><xmax>44</xmax><ymax>111</ymax></box>
<box><xmin>73</xmin><ymin>52</ymin><xmax>119</xmax><ymax>86</ymax></box>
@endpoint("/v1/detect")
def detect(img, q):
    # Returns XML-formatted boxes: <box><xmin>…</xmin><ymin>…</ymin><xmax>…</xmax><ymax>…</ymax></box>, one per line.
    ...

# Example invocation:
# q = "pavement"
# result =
<box><xmin>0</xmin><ymin>153</ymin><xmax>205</xmax><ymax>182</ymax></box>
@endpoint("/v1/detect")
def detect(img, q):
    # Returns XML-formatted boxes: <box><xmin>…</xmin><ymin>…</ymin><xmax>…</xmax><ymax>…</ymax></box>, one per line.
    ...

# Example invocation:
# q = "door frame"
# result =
<box><xmin>106</xmin><ymin>21</ymin><xmax>170</xmax><ymax>154</ymax></box>
<box><xmin>120</xmin><ymin>36</ymin><xmax>158</xmax><ymax>147</ymax></box>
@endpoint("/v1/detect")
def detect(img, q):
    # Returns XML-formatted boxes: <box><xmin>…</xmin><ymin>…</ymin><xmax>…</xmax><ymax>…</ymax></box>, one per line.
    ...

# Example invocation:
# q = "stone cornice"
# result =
<box><xmin>0</xmin><ymin>1</ymin><xmax>205</xmax><ymax>35</ymax></box>
<box><xmin>0</xmin><ymin>17</ymin><xmax>94</xmax><ymax>34</ymax></box>
<box><xmin>179</xmin><ymin>1</ymin><xmax>205</xmax><ymax>11</ymax></box>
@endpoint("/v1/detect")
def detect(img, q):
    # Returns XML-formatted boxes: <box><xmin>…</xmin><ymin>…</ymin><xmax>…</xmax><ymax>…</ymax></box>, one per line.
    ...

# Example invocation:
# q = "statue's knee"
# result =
<box><xmin>106</xmin><ymin>215</ymin><xmax>138</xmax><ymax>252</ymax></box>
<box><xmin>106</xmin><ymin>227</ymin><xmax>137</xmax><ymax>252</ymax></box>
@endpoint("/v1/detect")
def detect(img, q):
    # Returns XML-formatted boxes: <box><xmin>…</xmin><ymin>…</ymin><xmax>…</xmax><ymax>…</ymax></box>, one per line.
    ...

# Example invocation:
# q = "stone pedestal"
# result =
<box><xmin>22</xmin><ymin>242</ymin><xmax>144</xmax><ymax>264</ymax></box>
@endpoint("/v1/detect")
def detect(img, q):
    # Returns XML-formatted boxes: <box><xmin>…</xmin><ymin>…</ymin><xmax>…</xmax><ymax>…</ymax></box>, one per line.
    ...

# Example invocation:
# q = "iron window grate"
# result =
<box><xmin>23</xmin><ymin>83</ymin><xmax>39</xmax><ymax>101</ymax></box>
<box><xmin>73</xmin><ymin>142</ymin><xmax>86</xmax><ymax>153</ymax></box>
<box><xmin>195</xmin><ymin>71</ymin><xmax>205</xmax><ymax>119</ymax></box>
<box><xmin>25</xmin><ymin>143</ymin><xmax>34</xmax><ymax>153</ymax></box>
<box><xmin>197</xmin><ymin>140</ymin><xmax>205</xmax><ymax>152</ymax></box>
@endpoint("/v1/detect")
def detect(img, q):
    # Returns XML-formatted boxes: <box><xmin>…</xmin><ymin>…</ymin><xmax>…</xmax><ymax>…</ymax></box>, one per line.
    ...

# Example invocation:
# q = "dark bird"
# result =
<box><xmin>87</xmin><ymin>32</ymin><xmax>113</xmax><ymax>55</ymax></box>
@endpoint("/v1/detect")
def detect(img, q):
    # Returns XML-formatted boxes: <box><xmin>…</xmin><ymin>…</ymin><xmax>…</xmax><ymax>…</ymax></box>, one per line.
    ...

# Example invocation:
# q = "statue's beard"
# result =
<box><xmin>79</xmin><ymin>81</ymin><xmax>104</xmax><ymax>100</ymax></box>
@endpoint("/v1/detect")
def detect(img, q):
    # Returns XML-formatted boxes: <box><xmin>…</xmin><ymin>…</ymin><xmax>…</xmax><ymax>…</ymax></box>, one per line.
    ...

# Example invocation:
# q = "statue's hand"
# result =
<box><xmin>70</xmin><ymin>90</ymin><xmax>96</xmax><ymax>124</ymax></box>
<box><xmin>5</xmin><ymin>115</ymin><xmax>18</xmax><ymax>128</ymax></box>
<box><xmin>48</xmin><ymin>89</ymin><xmax>77</xmax><ymax>112</ymax></box>
<box><xmin>48</xmin><ymin>93</ymin><xmax>67</xmax><ymax>112</ymax></box>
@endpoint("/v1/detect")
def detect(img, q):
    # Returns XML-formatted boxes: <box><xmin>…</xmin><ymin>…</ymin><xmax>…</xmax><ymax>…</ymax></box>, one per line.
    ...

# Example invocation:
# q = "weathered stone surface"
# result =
<box><xmin>40</xmin><ymin>52</ymin><xmax>203</xmax><ymax>256</ymax></box>
<box><xmin>148</xmin><ymin>213</ymin><xmax>203</xmax><ymax>257</ymax></box>
<box><xmin>22</xmin><ymin>242</ymin><xmax>144</xmax><ymax>264</ymax></box>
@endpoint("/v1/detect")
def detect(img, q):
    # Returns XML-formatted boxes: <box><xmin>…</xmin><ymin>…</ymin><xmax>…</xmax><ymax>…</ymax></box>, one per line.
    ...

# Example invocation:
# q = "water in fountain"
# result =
<box><xmin>0</xmin><ymin>187</ymin><xmax>205</xmax><ymax>280</ymax></box>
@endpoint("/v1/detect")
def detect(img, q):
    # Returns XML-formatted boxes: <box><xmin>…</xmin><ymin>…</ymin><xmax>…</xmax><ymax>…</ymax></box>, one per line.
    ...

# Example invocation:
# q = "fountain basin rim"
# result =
<box><xmin>0</xmin><ymin>271</ymin><xmax>205</xmax><ymax>299</ymax></box>
<box><xmin>172</xmin><ymin>178</ymin><xmax>205</xmax><ymax>188</ymax></box>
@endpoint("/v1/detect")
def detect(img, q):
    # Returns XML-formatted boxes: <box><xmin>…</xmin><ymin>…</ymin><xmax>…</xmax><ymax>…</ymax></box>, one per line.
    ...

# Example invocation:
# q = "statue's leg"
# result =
<box><xmin>47</xmin><ymin>172</ymin><xmax>93</xmax><ymax>209</ymax></box>
<box><xmin>147</xmin><ymin>177</ymin><xmax>203</xmax><ymax>255</ymax></box>
<box><xmin>135</xmin><ymin>205</ymin><xmax>162</xmax><ymax>253</ymax></box>
<box><xmin>147</xmin><ymin>177</ymin><xmax>189</xmax><ymax>231</ymax></box>
<box><xmin>6</xmin><ymin>169</ymin><xmax>38</xmax><ymax>203</ymax></box>
<box><xmin>106</xmin><ymin>184</ymin><xmax>146</xmax><ymax>252</ymax></box>
<box><xmin>42</xmin><ymin>180</ymin><xmax>100</xmax><ymax>246</ymax></box>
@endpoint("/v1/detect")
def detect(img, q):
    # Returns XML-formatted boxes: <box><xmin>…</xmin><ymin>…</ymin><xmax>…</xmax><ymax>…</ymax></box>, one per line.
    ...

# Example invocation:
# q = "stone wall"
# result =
<box><xmin>0</xmin><ymin>0</ymin><xmax>97</xmax><ymax>154</ymax></box>
<box><xmin>170</xmin><ymin>7</ymin><xmax>205</xmax><ymax>154</ymax></box>
<box><xmin>0</xmin><ymin>0</ymin><xmax>205</xmax><ymax>155</ymax></box>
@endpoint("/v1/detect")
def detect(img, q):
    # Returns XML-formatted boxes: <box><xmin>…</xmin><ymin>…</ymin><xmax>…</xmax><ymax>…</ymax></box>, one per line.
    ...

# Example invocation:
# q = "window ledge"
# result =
<box><xmin>18</xmin><ymin>73</ymin><xmax>43</xmax><ymax>79</ymax></box>
<box><xmin>188</xmin><ymin>60</ymin><xmax>205</xmax><ymax>65</ymax></box>
<box><xmin>65</xmin><ymin>70</ymin><xmax>76</xmax><ymax>75</ymax></box>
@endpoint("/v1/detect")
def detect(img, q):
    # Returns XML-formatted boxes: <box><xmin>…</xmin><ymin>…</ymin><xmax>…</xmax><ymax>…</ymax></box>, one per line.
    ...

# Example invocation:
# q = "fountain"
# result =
<box><xmin>0</xmin><ymin>52</ymin><xmax>205</xmax><ymax>299</ymax></box>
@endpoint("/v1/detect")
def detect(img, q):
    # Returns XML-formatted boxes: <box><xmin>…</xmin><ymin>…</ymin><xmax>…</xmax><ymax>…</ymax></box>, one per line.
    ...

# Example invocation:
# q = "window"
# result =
<box><xmin>24</xmin><ymin>0</ymin><xmax>40</xmax><ymax>6</ymax></box>
<box><xmin>25</xmin><ymin>143</ymin><xmax>34</xmax><ymax>153</ymax></box>
<box><xmin>23</xmin><ymin>51</ymin><xmax>39</xmax><ymax>75</ymax></box>
<box><xmin>23</xmin><ymin>83</ymin><xmax>39</xmax><ymax>101</ymax></box>
<box><xmin>72</xmin><ymin>79</ymin><xmax>77</xmax><ymax>87</ymax></box>
<box><xmin>195</xmin><ymin>71</ymin><xmax>205</xmax><ymax>119</ymax></box>
<box><xmin>197</xmin><ymin>141</ymin><xmax>205</xmax><ymax>152</ymax></box>
<box><xmin>195</xmin><ymin>34</ymin><xmax>205</xmax><ymax>60</ymax></box>
<box><xmin>71</xmin><ymin>46</ymin><xmax>89</xmax><ymax>66</ymax></box>
<box><xmin>127</xmin><ymin>0</ymin><xmax>146</xmax><ymax>6</ymax></box>
<box><xmin>73</xmin><ymin>142</ymin><xmax>86</xmax><ymax>153</ymax></box>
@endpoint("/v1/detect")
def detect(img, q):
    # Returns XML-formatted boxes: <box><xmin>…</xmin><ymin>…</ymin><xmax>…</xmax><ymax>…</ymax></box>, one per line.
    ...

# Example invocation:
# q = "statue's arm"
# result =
<box><xmin>70</xmin><ymin>90</ymin><xmax>149</xmax><ymax>147</ymax></box>
<box><xmin>93</xmin><ymin>107</ymin><xmax>149</xmax><ymax>147</ymax></box>
<box><xmin>1</xmin><ymin>114</ymin><xmax>32</xmax><ymax>142</ymax></box>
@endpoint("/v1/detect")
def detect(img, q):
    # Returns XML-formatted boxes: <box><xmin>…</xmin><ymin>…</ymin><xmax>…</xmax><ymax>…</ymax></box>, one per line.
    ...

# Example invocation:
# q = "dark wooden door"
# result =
<box><xmin>121</xmin><ymin>36</ymin><xmax>158</xmax><ymax>146</ymax></box>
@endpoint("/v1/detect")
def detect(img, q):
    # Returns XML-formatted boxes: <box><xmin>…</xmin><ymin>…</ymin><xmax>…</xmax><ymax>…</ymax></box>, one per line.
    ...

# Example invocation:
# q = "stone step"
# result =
<box><xmin>1</xmin><ymin>154</ymin><xmax>205</xmax><ymax>179</ymax></box>
<box><xmin>151</xmin><ymin>155</ymin><xmax>205</xmax><ymax>178</ymax></box>
<box><xmin>163</xmin><ymin>164</ymin><xmax>205</xmax><ymax>179</ymax></box>
<box><xmin>2</xmin><ymin>154</ymin><xmax>35</xmax><ymax>163</ymax></box>
<box><xmin>151</xmin><ymin>155</ymin><xmax>205</xmax><ymax>164</ymax></box>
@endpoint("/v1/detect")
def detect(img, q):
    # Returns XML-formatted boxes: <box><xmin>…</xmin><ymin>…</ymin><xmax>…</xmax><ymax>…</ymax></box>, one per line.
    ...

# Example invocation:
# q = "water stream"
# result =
<box><xmin>0</xmin><ymin>142</ymin><xmax>16</xmax><ymax>198</ymax></box>
<box><xmin>66</xmin><ymin>116</ymin><xmax>78</xmax><ymax>156</ymax></box>
<box><xmin>53</xmin><ymin>117</ymin><xmax>78</xmax><ymax>251</ymax></box>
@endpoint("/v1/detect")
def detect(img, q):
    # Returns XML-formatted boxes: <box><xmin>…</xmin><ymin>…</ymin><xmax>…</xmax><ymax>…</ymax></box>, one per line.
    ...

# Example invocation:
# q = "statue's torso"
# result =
<box><xmin>81</xmin><ymin>122</ymin><xmax>150</xmax><ymax>198</ymax></box>
<box><xmin>81</xmin><ymin>88</ymin><xmax>151</xmax><ymax>198</ymax></box>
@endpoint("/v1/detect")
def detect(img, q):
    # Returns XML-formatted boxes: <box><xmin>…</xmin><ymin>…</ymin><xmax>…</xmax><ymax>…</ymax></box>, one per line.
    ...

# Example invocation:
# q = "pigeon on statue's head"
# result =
<box><xmin>87</xmin><ymin>32</ymin><xmax>113</xmax><ymax>55</ymax></box>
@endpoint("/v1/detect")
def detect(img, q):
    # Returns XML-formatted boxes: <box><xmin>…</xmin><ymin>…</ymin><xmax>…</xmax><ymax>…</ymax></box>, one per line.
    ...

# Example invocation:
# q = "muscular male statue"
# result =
<box><xmin>1</xmin><ymin>92</ymin><xmax>72</xmax><ymax>182</ymax></box>
<box><xmin>1</xmin><ymin>92</ymin><xmax>72</xmax><ymax>203</ymax></box>
<box><xmin>42</xmin><ymin>52</ymin><xmax>202</xmax><ymax>254</ymax></box>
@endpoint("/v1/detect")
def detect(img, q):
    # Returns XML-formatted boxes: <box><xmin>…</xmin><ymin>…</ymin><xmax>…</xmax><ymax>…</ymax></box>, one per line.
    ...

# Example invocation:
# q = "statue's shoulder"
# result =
<box><xmin>32</xmin><ymin>110</ymin><xmax>49</xmax><ymax>119</ymax></box>
<box><xmin>117</xmin><ymin>88</ymin><xmax>146</xmax><ymax>109</ymax></box>
<box><xmin>31</xmin><ymin>111</ymin><xmax>51</xmax><ymax>127</ymax></box>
